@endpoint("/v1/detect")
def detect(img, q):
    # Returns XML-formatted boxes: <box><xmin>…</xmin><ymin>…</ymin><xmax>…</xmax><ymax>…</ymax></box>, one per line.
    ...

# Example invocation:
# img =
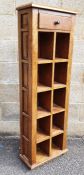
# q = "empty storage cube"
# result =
<box><xmin>37</xmin><ymin>91</ymin><xmax>51</xmax><ymax>118</ymax></box>
<box><xmin>52</xmin><ymin>134</ymin><xmax>63</xmax><ymax>156</ymax></box>
<box><xmin>54</xmin><ymin>63</ymin><xmax>67</xmax><ymax>89</ymax></box>
<box><xmin>36</xmin><ymin>140</ymin><xmax>50</xmax><ymax>163</ymax></box>
<box><xmin>52</xmin><ymin>112</ymin><xmax>64</xmax><ymax>137</ymax></box>
<box><xmin>38</xmin><ymin>32</ymin><xmax>54</xmax><ymax>60</ymax></box>
<box><xmin>55</xmin><ymin>33</ymin><xmax>70</xmax><ymax>59</ymax></box>
<box><xmin>37</xmin><ymin>64</ymin><xmax>52</xmax><ymax>92</ymax></box>
<box><xmin>53</xmin><ymin>88</ymin><xmax>66</xmax><ymax>114</ymax></box>
<box><xmin>37</xmin><ymin>116</ymin><xmax>51</xmax><ymax>143</ymax></box>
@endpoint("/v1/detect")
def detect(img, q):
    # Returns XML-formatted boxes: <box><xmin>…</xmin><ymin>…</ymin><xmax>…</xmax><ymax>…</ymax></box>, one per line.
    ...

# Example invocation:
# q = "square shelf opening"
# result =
<box><xmin>37</xmin><ymin>91</ymin><xmax>51</xmax><ymax>118</ymax></box>
<box><xmin>38</xmin><ymin>64</ymin><xmax>52</xmax><ymax>92</ymax></box>
<box><xmin>52</xmin><ymin>112</ymin><xmax>64</xmax><ymax>137</ymax></box>
<box><xmin>38</xmin><ymin>32</ymin><xmax>54</xmax><ymax>60</ymax></box>
<box><xmin>53</xmin><ymin>88</ymin><xmax>66</xmax><ymax>114</ymax></box>
<box><xmin>52</xmin><ymin>134</ymin><xmax>63</xmax><ymax>155</ymax></box>
<box><xmin>55</xmin><ymin>33</ymin><xmax>70</xmax><ymax>59</ymax></box>
<box><xmin>37</xmin><ymin>116</ymin><xmax>50</xmax><ymax>143</ymax></box>
<box><xmin>54</xmin><ymin>62</ymin><xmax>67</xmax><ymax>88</ymax></box>
<box><xmin>36</xmin><ymin>139</ymin><xmax>50</xmax><ymax>163</ymax></box>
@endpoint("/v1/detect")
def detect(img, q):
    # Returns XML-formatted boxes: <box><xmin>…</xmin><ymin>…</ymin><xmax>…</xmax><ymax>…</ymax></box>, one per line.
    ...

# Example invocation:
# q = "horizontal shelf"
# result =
<box><xmin>53</xmin><ymin>104</ymin><xmax>65</xmax><ymax>114</ymax></box>
<box><xmin>37</xmin><ymin>83</ymin><xmax>51</xmax><ymax>92</ymax></box>
<box><xmin>54</xmin><ymin>58</ymin><xmax>68</xmax><ymax>63</ymax></box>
<box><xmin>38</xmin><ymin>29</ymin><xmax>56</xmax><ymax>32</ymax></box>
<box><xmin>38</xmin><ymin>58</ymin><xmax>52</xmax><ymax>64</ymax></box>
<box><xmin>38</xmin><ymin>58</ymin><xmax>68</xmax><ymax>64</ymax></box>
<box><xmin>37</xmin><ymin>129</ymin><xmax>50</xmax><ymax>143</ymax></box>
<box><xmin>37</xmin><ymin>106</ymin><xmax>51</xmax><ymax>119</ymax></box>
<box><xmin>52</xmin><ymin>125</ymin><xmax>64</xmax><ymax>137</ymax></box>
<box><xmin>54</xmin><ymin>82</ymin><xmax>66</xmax><ymax>89</ymax></box>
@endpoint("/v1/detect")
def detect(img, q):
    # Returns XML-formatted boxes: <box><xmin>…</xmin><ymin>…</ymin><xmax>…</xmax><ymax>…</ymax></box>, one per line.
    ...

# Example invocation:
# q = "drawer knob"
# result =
<box><xmin>54</xmin><ymin>20</ymin><xmax>60</xmax><ymax>25</ymax></box>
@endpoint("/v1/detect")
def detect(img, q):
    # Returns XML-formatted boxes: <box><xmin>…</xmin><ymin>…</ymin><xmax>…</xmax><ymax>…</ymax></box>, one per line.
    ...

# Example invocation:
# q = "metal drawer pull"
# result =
<box><xmin>54</xmin><ymin>20</ymin><xmax>60</xmax><ymax>25</ymax></box>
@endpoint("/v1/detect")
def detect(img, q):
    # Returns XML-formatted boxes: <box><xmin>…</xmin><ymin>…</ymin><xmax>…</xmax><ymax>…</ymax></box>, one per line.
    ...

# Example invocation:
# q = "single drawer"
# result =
<box><xmin>39</xmin><ymin>13</ymin><xmax>72</xmax><ymax>31</ymax></box>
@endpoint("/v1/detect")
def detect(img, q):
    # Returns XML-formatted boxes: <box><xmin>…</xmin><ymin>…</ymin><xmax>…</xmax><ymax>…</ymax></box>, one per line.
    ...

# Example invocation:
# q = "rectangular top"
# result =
<box><xmin>16</xmin><ymin>3</ymin><xmax>76</xmax><ymax>15</ymax></box>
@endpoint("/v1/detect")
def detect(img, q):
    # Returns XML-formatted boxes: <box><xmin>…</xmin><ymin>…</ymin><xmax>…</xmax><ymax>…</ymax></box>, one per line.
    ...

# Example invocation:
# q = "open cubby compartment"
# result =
<box><xmin>53</xmin><ymin>88</ymin><xmax>66</xmax><ymax>114</ymax></box>
<box><xmin>36</xmin><ymin>139</ymin><xmax>50</xmax><ymax>163</ymax></box>
<box><xmin>38</xmin><ymin>32</ymin><xmax>54</xmax><ymax>60</ymax></box>
<box><xmin>52</xmin><ymin>134</ymin><xmax>63</xmax><ymax>156</ymax></box>
<box><xmin>54</xmin><ymin>62</ymin><xmax>67</xmax><ymax>88</ymax></box>
<box><xmin>37</xmin><ymin>116</ymin><xmax>51</xmax><ymax>143</ymax></box>
<box><xmin>52</xmin><ymin>112</ymin><xmax>64</xmax><ymax>137</ymax></box>
<box><xmin>38</xmin><ymin>64</ymin><xmax>52</xmax><ymax>92</ymax></box>
<box><xmin>55</xmin><ymin>32</ymin><xmax>70</xmax><ymax>59</ymax></box>
<box><xmin>37</xmin><ymin>91</ymin><xmax>51</xmax><ymax>119</ymax></box>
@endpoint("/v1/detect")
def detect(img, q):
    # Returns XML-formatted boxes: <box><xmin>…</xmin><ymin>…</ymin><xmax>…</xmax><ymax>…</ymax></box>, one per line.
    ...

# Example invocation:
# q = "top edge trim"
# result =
<box><xmin>16</xmin><ymin>3</ymin><xmax>77</xmax><ymax>15</ymax></box>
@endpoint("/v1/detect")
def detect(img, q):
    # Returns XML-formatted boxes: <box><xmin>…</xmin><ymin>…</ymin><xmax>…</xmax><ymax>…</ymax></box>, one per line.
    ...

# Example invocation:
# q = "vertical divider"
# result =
<box><xmin>50</xmin><ymin>32</ymin><xmax>56</xmax><ymax>155</ymax></box>
<box><xmin>53</xmin><ymin>32</ymin><xmax>56</xmax><ymax>61</ymax></box>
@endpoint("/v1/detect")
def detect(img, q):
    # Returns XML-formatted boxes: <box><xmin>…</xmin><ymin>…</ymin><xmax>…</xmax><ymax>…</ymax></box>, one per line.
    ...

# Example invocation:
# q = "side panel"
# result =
<box><xmin>18</xmin><ymin>9</ymin><xmax>33</xmax><ymax>165</ymax></box>
<box><xmin>62</xmin><ymin>16</ymin><xmax>75</xmax><ymax>149</ymax></box>
<box><xmin>30</xmin><ymin>8</ymin><xmax>38</xmax><ymax>164</ymax></box>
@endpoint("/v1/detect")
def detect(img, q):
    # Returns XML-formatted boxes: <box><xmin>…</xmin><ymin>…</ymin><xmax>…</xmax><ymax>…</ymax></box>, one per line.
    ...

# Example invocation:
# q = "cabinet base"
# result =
<box><xmin>20</xmin><ymin>148</ymin><xmax>68</xmax><ymax>169</ymax></box>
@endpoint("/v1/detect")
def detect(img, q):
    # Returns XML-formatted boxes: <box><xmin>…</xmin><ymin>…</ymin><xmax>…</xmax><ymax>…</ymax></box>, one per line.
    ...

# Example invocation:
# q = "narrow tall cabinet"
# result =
<box><xmin>16</xmin><ymin>4</ymin><xmax>76</xmax><ymax>169</ymax></box>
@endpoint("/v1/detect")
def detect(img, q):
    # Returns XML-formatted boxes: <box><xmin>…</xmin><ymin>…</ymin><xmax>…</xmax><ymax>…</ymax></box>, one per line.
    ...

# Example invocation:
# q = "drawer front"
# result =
<box><xmin>39</xmin><ymin>13</ymin><xmax>72</xmax><ymax>31</ymax></box>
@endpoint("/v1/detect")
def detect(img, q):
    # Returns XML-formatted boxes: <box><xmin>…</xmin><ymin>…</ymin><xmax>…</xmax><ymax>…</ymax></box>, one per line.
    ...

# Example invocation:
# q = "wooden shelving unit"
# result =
<box><xmin>17</xmin><ymin>3</ymin><xmax>76</xmax><ymax>169</ymax></box>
